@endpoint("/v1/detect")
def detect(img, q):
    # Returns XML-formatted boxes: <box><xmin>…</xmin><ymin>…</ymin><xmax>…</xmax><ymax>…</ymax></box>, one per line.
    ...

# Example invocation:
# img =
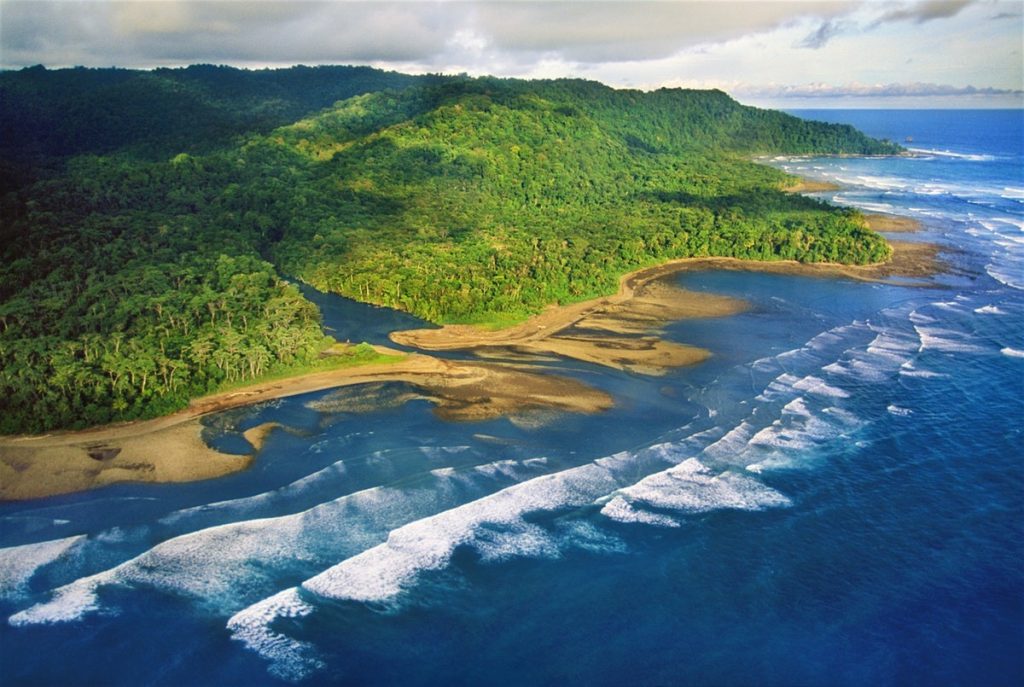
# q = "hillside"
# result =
<box><xmin>0</xmin><ymin>66</ymin><xmax>900</xmax><ymax>433</ymax></box>
<box><xmin>0</xmin><ymin>64</ymin><xmax>435</xmax><ymax>192</ymax></box>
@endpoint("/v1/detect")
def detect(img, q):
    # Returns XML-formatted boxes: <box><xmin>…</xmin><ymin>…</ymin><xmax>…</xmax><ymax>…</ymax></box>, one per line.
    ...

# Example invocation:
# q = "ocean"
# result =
<box><xmin>1</xmin><ymin>109</ymin><xmax>1021</xmax><ymax>686</ymax></box>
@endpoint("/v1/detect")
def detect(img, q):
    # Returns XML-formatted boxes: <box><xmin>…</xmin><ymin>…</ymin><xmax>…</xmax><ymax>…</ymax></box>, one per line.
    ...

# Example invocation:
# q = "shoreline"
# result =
<box><xmin>1</xmin><ymin>231</ymin><xmax>943</xmax><ymax>501</ymax></box>
<box><xmin>0</xmin><ymin>352</ymin><xmax>613</xmax><ymax>501</ymax></box>
<box><xmin>864</xmin><ymin>213</ymin><xmax>923</xmax><ymax>233</ymax></box>
<box><xmin>391</xmin><ymin>239</ymin><xmax>942</xmax><ymax>357</ymax></box>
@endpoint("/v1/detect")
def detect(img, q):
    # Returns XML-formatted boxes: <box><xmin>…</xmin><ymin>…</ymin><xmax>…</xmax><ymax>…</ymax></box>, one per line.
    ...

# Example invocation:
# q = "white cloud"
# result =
<box><xmin>797</xmin><ymin>0</ymin><xmax>977</xmax><ymax>49</ymax></box>
<box><xmin>0</xmin><ymin>0</ymin><xmax>1020</xmax><ymax>107</ymax></box>
<box><xmin>734</xmin><ymin>81</ymin><xmax>1024</xmax><ymax>98</ymax></box>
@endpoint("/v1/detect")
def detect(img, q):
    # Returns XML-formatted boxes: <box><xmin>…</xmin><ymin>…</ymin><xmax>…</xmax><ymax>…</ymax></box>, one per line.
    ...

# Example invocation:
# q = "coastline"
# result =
<box><xmin>392</xmin><ymin>238</ymin><xmax>942</xmax><ymax>358</ymax></box>
<box><xmin>1</xmin><ymin>227</ymin><xmax>942</xmax><ymax>501</ymax></box>
<box><xmin>863</xmin><ymin>213</ymin><xmax>923</xmax><ymax>233</ymax></box>
<box><xmin>0</xmin><ymin>352</ymin><xmax>613</xmax><ymax>501</ymax></box>
<box><xmin>391</xmin><ymin>262</ymin><xmax>748</xmax><ymax>373</ymax></box>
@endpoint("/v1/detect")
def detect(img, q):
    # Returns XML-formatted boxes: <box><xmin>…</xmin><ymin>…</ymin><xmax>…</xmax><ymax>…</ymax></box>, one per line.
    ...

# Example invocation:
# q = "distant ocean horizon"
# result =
<box><xmin>2</xmin><ymin>109</ymin><xmax>1022</xmax><ymax>686</ymax></box>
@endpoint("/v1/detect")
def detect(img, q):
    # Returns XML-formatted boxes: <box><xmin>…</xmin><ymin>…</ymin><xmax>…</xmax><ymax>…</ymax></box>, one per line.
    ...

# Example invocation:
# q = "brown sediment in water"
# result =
<box><xmin>863</xmin><ymin>213</ymin><xmax>922</xmax><ymax>233</ymax></box>
<box><xmin>0</xmin><ymin>352</ymin><xmax>611</xmax><ymax>500</ymax></box>
<box><xmin>391</xmin><ymin>267</ymin><xmax>747</xmax><ymax>374</ymax></box>
<box><xmin>0</xmin><ymin>419</ymin><xmax>251</xmax><ymax>501</ymax></box>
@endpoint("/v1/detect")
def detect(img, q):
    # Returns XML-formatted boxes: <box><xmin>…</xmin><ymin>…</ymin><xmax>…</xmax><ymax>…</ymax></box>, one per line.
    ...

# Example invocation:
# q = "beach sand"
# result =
<box><xmin>0</xmin><ymin>420</ymin><xmax>251</xmax><ymax>501</ymax></box>
<box><xmin>389</xmin><ymin>239</ymin><xmax>943</xmax><ymax>368</ymax></box>
<box><xmin>0</xmin><ymin>353</ymin><xmax>611</xmax><ymax>500</ymax></box>
<box><xmin>391</xmin><ymin>265</ymin><xmax>747</xmax><ymax>374</ymax></box>
<box><xmin>863</xmin><ymin>213</ymin><xmax>923</xmax><ymax>233</ymax></box>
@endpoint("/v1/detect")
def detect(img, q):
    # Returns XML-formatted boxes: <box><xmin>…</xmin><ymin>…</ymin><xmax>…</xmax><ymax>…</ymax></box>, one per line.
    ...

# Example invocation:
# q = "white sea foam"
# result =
<box><xmin>228</xmin><ymin>588</ymin><xmax>322</xmax><ymax>683</ymax></box>
<box><xmin>600</xmin><ymin>496</ymin><xmax>680</xmax><ymax>528</ymax></box>
<box><xmin>473</xmin><ymin>523</ymin><xmax>560</xmax><ymax>563</ymax></box>
<box><xmin>613</xmin><ymin>458</ymin><xmax>790</xmax><ymax>515</ymax></box>
<box><xmin>299</xmin><ymin>461</ymin><xmax>624</xmax><ymax>605</ymax></box>
<box><xmin>9</xmin><ymin>458</ymin><xmax>553</xmax><ymax>625</ymax></box>
<box><xmin>974</xmin><ymin>305</ymin><xmax>1007</xmax><ymax>315</ymax></box>
<box><xmin>792</xmin><ymin>375</ymin><xmax>850</xmax><ymax>399</ymax></box>
<box><xmin>887</xmin><ymin>405</ymin><xmax>913</xmax><ymax>417</ymax></box>
<box><xmin>701</xmin><ymin>421</ymin><xmax>756</xmax><ymax>461</ymax></box>
<box><xmin>430</xmin><ymin>467</ymin><xmax>456</xmax><ymax>477</ymax></box>
<box><xmin>0</xmin><ymin>536</ymin><xmax>86</xmax><ymax>602</ymax></box>
<box><xmin>160</xmin><ymin>459</ymin><xmax>349</xmax><ymax>527</ymax></box>
<box><xmin>1001</xmin><ymin>347</ymin><xmax>1024</xmax><ymax>358</ymax></box>
<box><xmin>227</xmin><ymin>438</ymin><xmax>794</xmax><ymax>679</ymax></box>
<box><xmin>914</xmin><ymin>325</ymin><xmax>987</xmax><ymax>354</ymax></box>
<box><xmin>907</xmin><ymin>147</ymin><xmax>996</xmax><ymax>162</ymax></box>
<box><xmin>899</xmin><ymin>366</ymin><xmax>949</xmax><ymax>379</ymax></box>
<box><xmin>756</xmin><ymin>373</ymin><xmax>801</xmax><ymax>401</ymax></box>
<box><xmin>986</xmin><ymin>264</ymin><xmax>1024</xmax><ymax>291</ymax></box>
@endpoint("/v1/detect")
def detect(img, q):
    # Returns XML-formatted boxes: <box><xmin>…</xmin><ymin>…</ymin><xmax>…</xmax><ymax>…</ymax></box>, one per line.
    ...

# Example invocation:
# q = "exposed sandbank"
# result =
<box><xmin>863</xmin><ymin>213</ymin><xmax>923</xmax><ymax>233</ymax></box>
<box><xmin>390</xmin><ymin>240</ymin><xmax>943</xmax><ymax>368</ymax></box>
<box><xmin>0</xmin><ymin>420</ymin><xmax>251</xmax><ymax>501</ymax></box>
<box><xmin>391</xmin><ymin>267</ymin><xmax>747</xmax><ymax>374</ymax></box>
<box><xmin>306</xmin><ymin>363</ymin><xmax>613</xmax><ymax>424</ymax></box>
<box><xmin>0</xmin><ymin>352</ymin><xmax>611</xmax><ymax>500</ymax></box>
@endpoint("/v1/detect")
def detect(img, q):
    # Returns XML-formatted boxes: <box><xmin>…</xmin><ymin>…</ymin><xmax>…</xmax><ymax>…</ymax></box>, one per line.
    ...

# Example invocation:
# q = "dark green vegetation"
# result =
<box><xmin>1</xmin><ymin>65</ymin><xmax>900</xmax><ymax>434</ymax></box>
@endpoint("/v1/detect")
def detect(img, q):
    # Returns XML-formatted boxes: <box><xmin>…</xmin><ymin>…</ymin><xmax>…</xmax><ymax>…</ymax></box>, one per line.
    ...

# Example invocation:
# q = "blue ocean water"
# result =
<box><xmin>1</xmin><ymin>110</ymin><xmax>1022</xmax><ymax>686</ymax></box>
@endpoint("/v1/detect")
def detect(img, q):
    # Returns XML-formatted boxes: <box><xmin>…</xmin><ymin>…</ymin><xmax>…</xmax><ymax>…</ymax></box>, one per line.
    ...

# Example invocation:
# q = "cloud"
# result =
<box><xmin>869</xmin><ymin>0</ymin><xmax>974</xmax><ymax>26</ymax></box>
<box><xmin>0</xmin><ymin>0</ymin><xmax>856</xmax><ymax>68</ymax></box>
<box><xmin>468</xmin><ymin>1</ymin><xmax>854</xmax><ymax>62</ymax></box>
<box><xmin>800</xmin><ymin>0</ymin><xmax>977</xmax><ymax>48</ymax></box>
<box><xmin>798</xmin><ymin>20</ymin><xmax>846</xmax><ymax>48</ymax></box>
<box><xmin>733</xmin><ymin>81</ymin><xmax>1024</xmax><ymax>98</ymax></box>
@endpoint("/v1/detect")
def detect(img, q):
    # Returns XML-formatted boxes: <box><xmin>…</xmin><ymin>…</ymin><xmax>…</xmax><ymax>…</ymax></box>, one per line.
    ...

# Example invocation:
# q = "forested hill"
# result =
<box><xmin>1</xmin><ymin>66</ymin><xmax>900</xmax><ymax>434</ymax></box>
<box><xmin>0</xmin><ymin>64</ymin><xmax>435</xmax><ymax>191</ymax></box>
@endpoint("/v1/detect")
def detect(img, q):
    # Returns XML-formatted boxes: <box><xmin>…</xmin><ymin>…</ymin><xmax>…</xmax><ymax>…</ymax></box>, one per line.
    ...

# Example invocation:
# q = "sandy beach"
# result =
<box><xmin>392</xmin><ymin>239</ymin><xmax>942</xmax><ymax>364</ymax></box>
<box><xmin>864</xmin><ymin>213</ymin><xmax>923</xmax><ymax>233</ymax></box>
<box><xmin>0</xmin><ymin>352</ymin><xmax>612</xmax><ymax>500</ymax></box>
<box><xmin>391</xmin><ymin>264</ymin><xmax>748</xmax><ymax>374</ymax></box>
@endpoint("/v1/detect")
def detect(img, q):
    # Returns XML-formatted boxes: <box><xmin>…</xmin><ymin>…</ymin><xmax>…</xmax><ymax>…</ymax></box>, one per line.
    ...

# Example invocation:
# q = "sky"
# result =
<box><xmin>1</xmin><ymin>0</ymin><xmax>1021</xmax><ymax>108</ymax></box>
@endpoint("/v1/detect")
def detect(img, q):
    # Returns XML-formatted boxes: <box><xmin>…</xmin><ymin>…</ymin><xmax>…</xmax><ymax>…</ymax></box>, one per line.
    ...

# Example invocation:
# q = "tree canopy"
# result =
<box><xmin>1</xmin><ymin>66</ymin><xmax>900</xmax><ymax>433</ymax></box>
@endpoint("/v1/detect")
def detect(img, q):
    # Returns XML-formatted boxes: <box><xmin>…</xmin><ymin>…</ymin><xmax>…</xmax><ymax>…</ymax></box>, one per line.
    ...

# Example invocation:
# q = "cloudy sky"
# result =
<box><xmin>1</xmin><ymin>0</ymin><xmax>1021</xmax><ymax>108</ymax></box>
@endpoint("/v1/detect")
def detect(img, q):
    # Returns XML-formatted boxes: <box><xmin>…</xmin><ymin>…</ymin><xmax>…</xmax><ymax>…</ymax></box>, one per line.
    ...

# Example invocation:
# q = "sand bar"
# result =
<box><xmin>391</xmin><ymin>264</ymin><xmax>747</xmax><ymax>374</ymax></box>
<box><xmin>390</xmin><ymin>240</ymin><xmax>942</xmax><ymax>368</ymax></box>
<box><xmin>0</xmin><ymin>351</ymin><xmax>611</xmax><ymax>500</ymax></box>
<box><xmin>863</xmin><ymin>213</ymin><xmax>923</xmax><ymax>233</ymax></box>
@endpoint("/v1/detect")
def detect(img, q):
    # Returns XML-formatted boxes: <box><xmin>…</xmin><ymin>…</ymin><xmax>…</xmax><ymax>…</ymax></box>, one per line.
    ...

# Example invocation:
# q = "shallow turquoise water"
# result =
<box><xmin>1</xmin><ymin>110</ymin><xmax>1021</xmax><ymax>686</ymax></box>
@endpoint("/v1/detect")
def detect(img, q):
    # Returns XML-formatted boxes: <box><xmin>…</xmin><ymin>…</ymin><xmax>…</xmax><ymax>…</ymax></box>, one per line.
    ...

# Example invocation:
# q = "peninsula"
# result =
<box><xmin>0</xmin><ymin>65</ymin><xmax>931</xmax><ymax>498</ymax></box>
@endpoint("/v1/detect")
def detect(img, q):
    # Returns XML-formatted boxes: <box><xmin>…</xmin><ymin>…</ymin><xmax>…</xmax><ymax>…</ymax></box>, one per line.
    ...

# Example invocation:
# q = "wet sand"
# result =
<box><xmin>0</xmin><ymin>420</ymin><xmax>252</xmax><ymax>501</ymax></box>
<box><xmin>390</xmin><ymin>239</ymin><xmax>943</xmax><ymax>368</ymax></box>
<box><xmin>863</xmin><ymin>213</ymin><xmax>923</xmax><ymax>233</ymax></box>
<box><xmin>391</xmin><ymin>266</ymin><xmax>748</xmax><ymax>374</ymax></box>
<box><xmin>306</xmin><ymin>363</ymin><xmax>613</xmax><ymax>424</ymax></box>
<box><xmin>0</xmin><ymin>353</ymin><xmax>611</xmax><ymax>500</ymax></box>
